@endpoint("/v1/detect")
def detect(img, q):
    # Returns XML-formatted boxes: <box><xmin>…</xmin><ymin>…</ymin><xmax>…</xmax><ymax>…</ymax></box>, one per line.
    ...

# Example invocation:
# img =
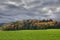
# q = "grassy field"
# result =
<box><xmin>0</xmin><ymin>29</ymin><xmax>60</xmax><ymax>40</ymax></box>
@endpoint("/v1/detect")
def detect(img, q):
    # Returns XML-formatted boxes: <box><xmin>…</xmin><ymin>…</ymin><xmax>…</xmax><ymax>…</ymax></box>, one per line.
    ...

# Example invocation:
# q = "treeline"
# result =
<box><xmin>1</xmin><ymin>19</ymin><xmax>60</xmax><ymax>30</ymax></box>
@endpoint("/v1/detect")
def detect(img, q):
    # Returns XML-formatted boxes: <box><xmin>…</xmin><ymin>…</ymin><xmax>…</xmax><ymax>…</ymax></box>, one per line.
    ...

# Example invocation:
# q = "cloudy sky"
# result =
<box><xmin>0</xmin><ymin>0</ymin><xmax>60</xmax><ymax>23</ymax></box>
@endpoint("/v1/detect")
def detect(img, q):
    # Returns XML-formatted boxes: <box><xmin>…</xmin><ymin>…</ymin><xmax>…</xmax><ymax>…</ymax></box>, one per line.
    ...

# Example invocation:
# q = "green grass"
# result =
<box><xmin>0</xmin><ymin>29</ymin><xmax>60</xmax><ymax>40</ymax></box>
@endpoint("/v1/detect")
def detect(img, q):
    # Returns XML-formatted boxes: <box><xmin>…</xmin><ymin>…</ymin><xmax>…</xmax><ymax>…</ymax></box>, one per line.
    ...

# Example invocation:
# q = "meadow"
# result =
<box><xmin>0</xmin><ymin>29</ymin><xmax>60</xmax><ymax>40</ymax></box>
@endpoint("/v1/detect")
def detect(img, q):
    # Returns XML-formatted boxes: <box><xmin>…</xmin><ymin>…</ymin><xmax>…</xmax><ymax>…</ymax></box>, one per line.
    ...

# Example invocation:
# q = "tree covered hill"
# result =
<box><xmin>1</xmin><ymin>19</ymin><xmax>60</xmax><ymax>30</ymax></box>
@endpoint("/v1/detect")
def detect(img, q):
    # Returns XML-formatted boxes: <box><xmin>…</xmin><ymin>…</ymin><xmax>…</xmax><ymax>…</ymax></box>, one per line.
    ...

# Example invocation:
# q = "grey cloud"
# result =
<box><xmin>6</xmin><ymin>4</ymin><xmax>19</xmax><ymax>9</ymax></box>
<box><xmin>0</xmin><ymin>0</ymin><xmax>60</xmax><ymax>23</ymax></box>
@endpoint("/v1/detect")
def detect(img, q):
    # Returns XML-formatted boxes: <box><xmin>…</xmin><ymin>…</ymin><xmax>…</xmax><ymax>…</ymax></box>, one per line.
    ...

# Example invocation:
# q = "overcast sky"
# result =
<box><xmin>0</xmin><ymin>0</ymin><xmax>60</xmax><ymax>23</ymax></box>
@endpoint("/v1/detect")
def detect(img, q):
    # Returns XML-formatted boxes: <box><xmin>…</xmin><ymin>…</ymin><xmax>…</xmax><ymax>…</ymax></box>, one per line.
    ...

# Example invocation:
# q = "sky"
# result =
<box><xmin>0</xmin><ymin>0</ymin><xmax>60</xmax><ymax>23</ymax></box>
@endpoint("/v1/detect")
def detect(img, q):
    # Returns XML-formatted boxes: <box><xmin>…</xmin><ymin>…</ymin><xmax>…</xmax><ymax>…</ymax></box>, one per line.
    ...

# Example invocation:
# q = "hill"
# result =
<box><xmin>1</xmin><ymin>19</ymin><xmax>60</xmax><ymax>30</ymax></box>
